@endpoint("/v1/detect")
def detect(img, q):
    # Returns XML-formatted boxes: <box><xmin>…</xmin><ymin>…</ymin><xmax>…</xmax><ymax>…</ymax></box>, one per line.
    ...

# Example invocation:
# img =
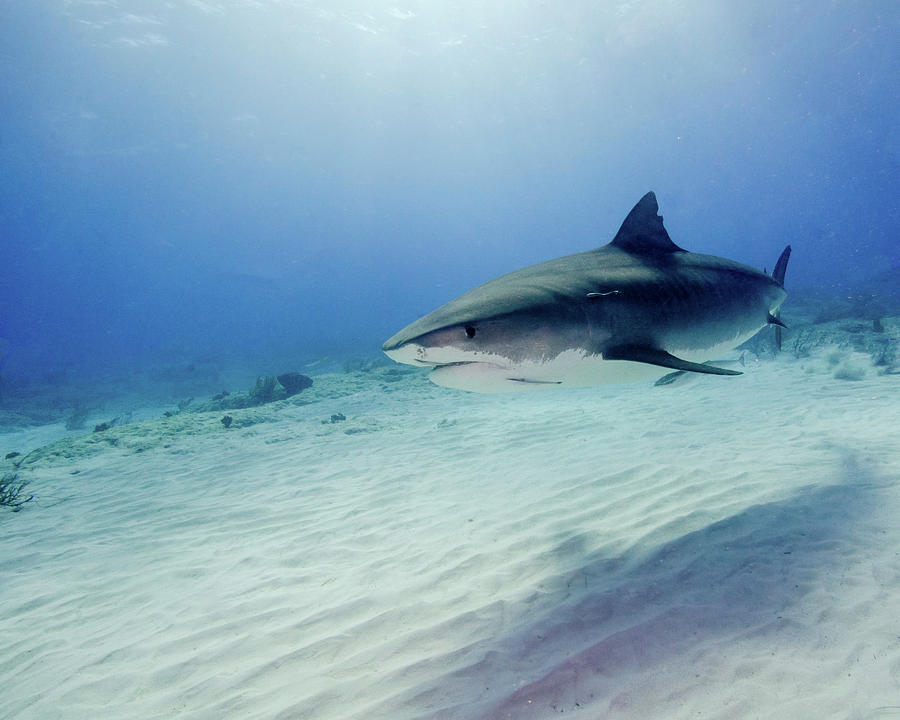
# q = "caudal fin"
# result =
<box><xmin>772</xmin><ymin>245</ymin><xmax>792</xmax><ymax>349</ymax></box>
<box><xmin>773</xmin><ymin>245</ymin><xmax>791</xmax><ymax>287</ymax></box>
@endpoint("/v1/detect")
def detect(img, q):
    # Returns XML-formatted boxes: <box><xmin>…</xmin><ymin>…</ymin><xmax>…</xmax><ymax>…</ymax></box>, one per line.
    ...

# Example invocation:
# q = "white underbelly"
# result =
<box><xmin>429</xmin><ymin>328</ymin><xmax>760</xmax><ymax>394</ymax></box>
<box><xmin>429</xmin><ymin>350</ymin><xmax>665</xmax><ymax>393</ymax></box>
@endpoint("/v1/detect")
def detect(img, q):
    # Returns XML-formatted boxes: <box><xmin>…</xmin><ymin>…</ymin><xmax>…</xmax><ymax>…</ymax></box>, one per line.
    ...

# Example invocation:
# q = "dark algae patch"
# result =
<box><xmin>0</xmin><ymin>472</ymin><xmax>33</xmax><ymax>512</ymax></box>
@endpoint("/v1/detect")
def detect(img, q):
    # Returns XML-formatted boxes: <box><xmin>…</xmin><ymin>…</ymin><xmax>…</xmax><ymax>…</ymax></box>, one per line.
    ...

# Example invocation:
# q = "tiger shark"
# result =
<box><xmin>383</xmin><ymin>192</ymin><xmax>791</xmax><ymax>393</ymax></box>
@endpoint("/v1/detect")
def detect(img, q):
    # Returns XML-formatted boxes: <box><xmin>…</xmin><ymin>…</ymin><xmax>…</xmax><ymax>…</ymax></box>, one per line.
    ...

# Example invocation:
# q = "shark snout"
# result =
<box><xmin>381</xmin><ymin>332</ymin><xmax>405</xmax><ymax>354</ymax></box>
<box><xmin>383</xmin><ymin>335</ymin><xmax>490</xmax><ymax>371</ymax></box>
<box><xmin>381</xmin><ymin>339</ymin><xmax>400</xmax><ymax>354</ymax></box>
<box><xmin>382</xmin><ymin>338</ymin><xmax>430</xmax><ymax>367</ymax></box>
<box><xmin>382</xmin><ymin>324</ymin><xmax>427</xmax><ymax>356</ymax></box>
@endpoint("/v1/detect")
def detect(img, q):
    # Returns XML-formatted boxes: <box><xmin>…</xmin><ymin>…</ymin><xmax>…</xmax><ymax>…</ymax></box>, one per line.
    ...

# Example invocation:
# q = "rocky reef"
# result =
<box><xmin>191</xmin><ymin>372</ymin><xmax>314</xmax><ymax>413</ymax></box>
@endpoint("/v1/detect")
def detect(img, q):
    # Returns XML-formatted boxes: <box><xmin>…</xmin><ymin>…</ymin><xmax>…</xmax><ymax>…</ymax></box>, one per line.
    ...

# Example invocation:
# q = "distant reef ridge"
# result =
<box><xmin>191</xmin><ymin>372</ymin><xmax>314</xmax><ymax>413</ymax></box>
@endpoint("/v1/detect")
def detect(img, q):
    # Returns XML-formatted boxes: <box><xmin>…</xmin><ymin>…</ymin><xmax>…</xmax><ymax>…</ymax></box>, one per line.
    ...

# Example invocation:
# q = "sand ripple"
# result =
<box><xmin>2</xmin><ymin>360</ymin><xmax>899</xmax><ymax>718</ymax></box>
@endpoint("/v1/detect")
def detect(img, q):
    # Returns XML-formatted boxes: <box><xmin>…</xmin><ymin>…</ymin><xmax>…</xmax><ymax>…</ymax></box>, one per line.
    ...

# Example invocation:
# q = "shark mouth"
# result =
<box><xmin>506</xmin><ymin>377</ymin><xmax>563</xmax><ymax>384</ymax></box>
<box><xmin>411</xmin><ymin>359</ymin><xmax>477</xmax><ymax>368</ymax></box>
<box><xmin>383</xmin><ymin>342</ymin><xmax>570</xmax><ymax>392</ymax></box>
<box><xmin>416</xmin><ymin>358</ymin><xmax>563</xmax><ymax>391</ymax></box>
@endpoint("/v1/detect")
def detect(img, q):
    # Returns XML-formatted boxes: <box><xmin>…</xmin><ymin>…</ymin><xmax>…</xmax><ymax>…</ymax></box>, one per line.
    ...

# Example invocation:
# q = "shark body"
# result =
<box><xmin>383</xmin><ymin>192</ymin><xmax>791</xmax><ymax>393</ymax></box>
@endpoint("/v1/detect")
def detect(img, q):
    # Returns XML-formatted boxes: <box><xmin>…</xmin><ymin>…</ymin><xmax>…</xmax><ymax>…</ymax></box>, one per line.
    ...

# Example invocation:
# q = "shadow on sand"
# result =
<box><xmin>400</xmin><ymin>448</ymin><xmax>889</xmax><ymax>719</ymax></box>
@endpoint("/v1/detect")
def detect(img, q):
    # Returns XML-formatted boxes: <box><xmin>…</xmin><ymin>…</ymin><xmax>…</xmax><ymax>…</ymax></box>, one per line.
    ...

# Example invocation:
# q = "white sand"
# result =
<box><xmin>2</xmin><ymin>352</ymin><xmax>899</xmax><ymax>719</ymax></box>
<box><xmin>0</xmin><ymin>422</ymin><xmax>72</xmax><ymax>457</ymax></box>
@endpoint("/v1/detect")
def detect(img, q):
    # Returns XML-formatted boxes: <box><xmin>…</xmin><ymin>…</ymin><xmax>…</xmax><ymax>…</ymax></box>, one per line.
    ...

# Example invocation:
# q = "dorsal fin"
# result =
<box><xmin>610</xmin><ymin>192</ymin><xmax>685</xmax><ymax>254</ymax></box>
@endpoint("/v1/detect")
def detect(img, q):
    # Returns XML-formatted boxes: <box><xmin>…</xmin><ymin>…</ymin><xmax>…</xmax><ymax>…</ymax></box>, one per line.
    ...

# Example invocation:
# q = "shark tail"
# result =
<box><xmin>771</xmin><ymin>245</ymin><xmax>792</xmax><ymax>350</ymax></box>
<box><xmin>772</xmin><ymin>245</ymin><xmax>791</xmax><ymax>287</ymax></box>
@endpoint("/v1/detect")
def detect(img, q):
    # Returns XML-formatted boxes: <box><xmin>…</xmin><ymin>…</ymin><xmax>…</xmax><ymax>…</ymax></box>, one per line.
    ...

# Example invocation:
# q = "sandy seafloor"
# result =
<box><xmin>2</xmin><ymin>328</ymin><xmax>900</xmax><ymax>719</ymax></box>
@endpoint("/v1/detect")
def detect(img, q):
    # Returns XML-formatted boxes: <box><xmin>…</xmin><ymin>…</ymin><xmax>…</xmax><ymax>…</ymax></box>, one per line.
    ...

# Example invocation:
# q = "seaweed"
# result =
<box><xmin>0</xmin><ymin>472</ymin><xmax>33</xmax><ymax>512</ymax></box>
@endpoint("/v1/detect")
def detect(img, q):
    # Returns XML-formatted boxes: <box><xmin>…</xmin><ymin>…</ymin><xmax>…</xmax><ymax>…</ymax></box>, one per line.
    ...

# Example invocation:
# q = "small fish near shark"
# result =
<box><xmin>383</xmin><ymin>192</ymin><xmax>791</xmax><ymax>393</ymax></box>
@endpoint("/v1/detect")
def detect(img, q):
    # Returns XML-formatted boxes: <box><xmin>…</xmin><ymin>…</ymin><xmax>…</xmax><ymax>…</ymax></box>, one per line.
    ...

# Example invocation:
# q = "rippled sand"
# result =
<box><xmin>2</xmin><ymin>352</ymin><xmax>899</xmax><ymax>719</ymax></box>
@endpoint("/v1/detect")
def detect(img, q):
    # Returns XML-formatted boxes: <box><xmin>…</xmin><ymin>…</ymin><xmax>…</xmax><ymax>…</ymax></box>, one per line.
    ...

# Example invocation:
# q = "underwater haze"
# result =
<box><xmin>1</xmin><ymin>0</ymin><xmax>897</xmax><ymax>386</ymax></box>
<box><xmin>5</xmin><ymin>4</ymin><xmax>900</xmax><ymax>719</ymax></box>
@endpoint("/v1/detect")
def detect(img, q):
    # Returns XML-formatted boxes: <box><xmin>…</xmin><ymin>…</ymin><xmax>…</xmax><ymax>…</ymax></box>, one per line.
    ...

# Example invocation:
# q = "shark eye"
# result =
<box><xmin>464</xmin><ymin>325</ymin><xmax>477</xmax><ymax>339</ymax></box>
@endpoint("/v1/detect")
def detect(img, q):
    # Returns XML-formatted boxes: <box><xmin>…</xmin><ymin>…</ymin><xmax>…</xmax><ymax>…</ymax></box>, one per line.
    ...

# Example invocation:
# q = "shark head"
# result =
<box><xmin>382</xmin><ymin>289</ymin><xmax>600</xmax><ymax>391</ymax></box>
<box><xmin>383</xmin><ymin>192</ymin><xmax>791</xmax><ymax>393</ymax></box>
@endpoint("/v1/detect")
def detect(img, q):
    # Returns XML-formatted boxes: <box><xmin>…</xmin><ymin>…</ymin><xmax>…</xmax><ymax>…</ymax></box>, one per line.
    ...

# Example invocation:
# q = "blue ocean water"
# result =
<box><xmin>0</xmin><ymin>1</ymin><xmax>897</xmax><ymax>390</ymax></box>
<box><xmin>3</xmin><ymin>5</ymin><xmax>900</xmax><ymax>717</ymax></box>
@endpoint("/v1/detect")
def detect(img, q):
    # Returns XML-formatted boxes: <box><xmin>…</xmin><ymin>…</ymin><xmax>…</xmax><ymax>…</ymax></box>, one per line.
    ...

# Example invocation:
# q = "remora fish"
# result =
<box><xmin>383</xmin><ymin>192</ymin><xmax>791</xmax><ymax>393</ymax></box>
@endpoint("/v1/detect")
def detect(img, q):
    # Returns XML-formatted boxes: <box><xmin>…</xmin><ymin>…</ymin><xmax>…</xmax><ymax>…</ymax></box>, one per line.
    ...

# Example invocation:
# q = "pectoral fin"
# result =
<box><xmin>604</xmin><ymin>345</ymin><xmax>742</xmax><ymax>376</ymax></box>
<box><xmin>767</xmin><ymin>313</ymin><xmax>787</xmax><ymax>329</ymax></box>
